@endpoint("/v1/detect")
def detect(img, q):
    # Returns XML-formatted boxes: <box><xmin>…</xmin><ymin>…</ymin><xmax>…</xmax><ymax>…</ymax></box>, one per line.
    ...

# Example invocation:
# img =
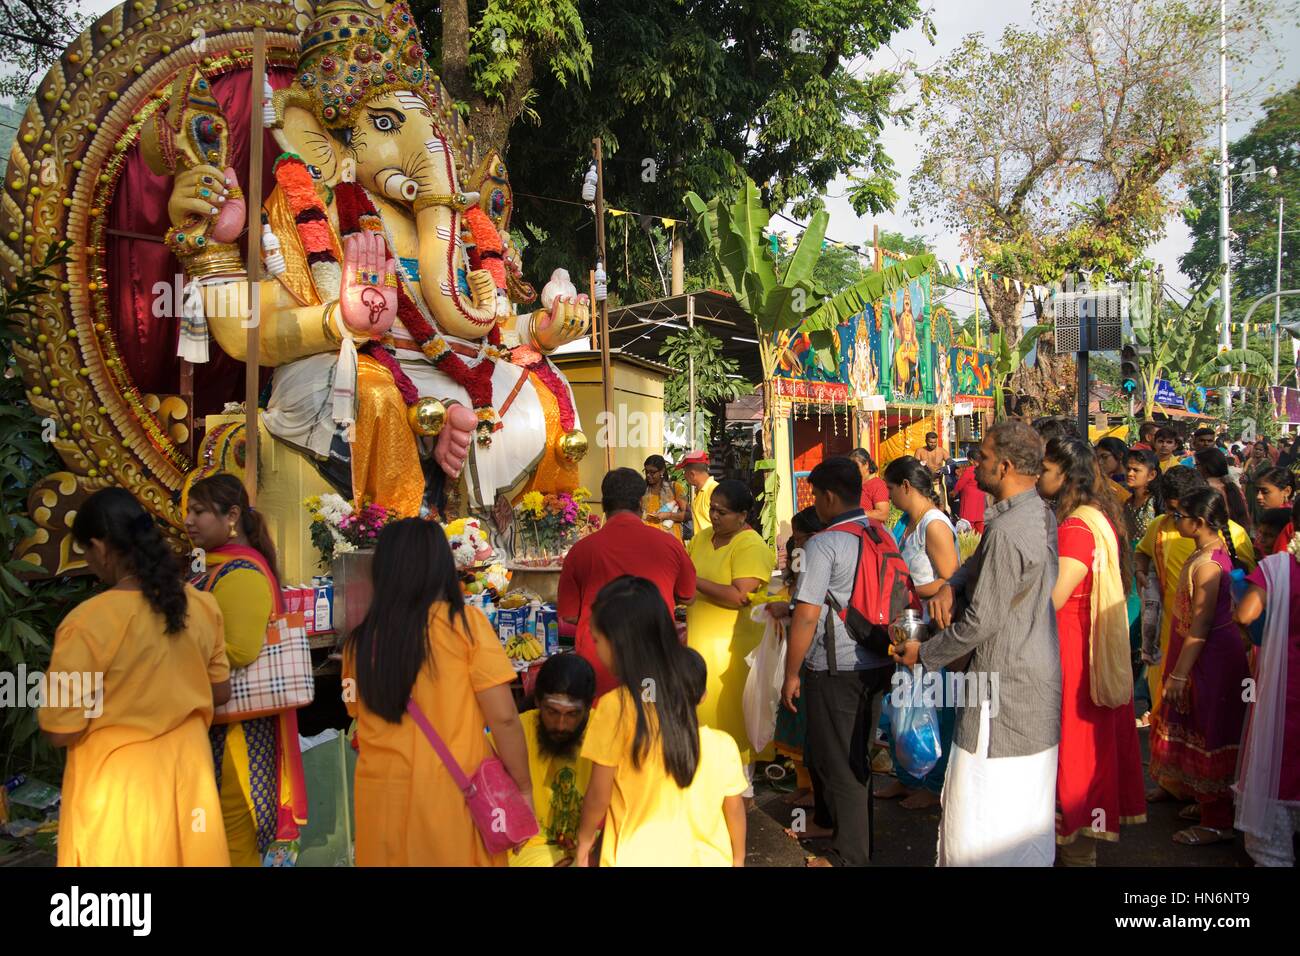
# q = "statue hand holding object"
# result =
<box><xmin>435</xmin><ymin>403</ymin><xmax>479</xmax><ymax>478</ymax></box>
<box><xmin>529</xmin><ymin>294</ymin><xmax>591</xmax><ymax>353</ymax></box>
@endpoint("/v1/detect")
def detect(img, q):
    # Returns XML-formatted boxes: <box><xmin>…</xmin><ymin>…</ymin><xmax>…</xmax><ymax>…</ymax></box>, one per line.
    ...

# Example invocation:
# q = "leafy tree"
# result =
<box><xmin>1180</xmin><ymin>81</ymin><xmax>1300</xmax><ymax>307</ymax></box>
<box><xmin>0</xmin><ymin>0</ymin><xmax>85</xmax><ymax>101</ymax></box>
<box><xmin>908</xmin><ymin>0</ymin><xmax>1280</xmax><ymax>405</ymax></box>
<box><xmin>658</xmin><ymin>326</ymin><xmax>751</xmax><ymax>459</ymax></box>
<box><xmin>480</xmin><ymin>0</ymin><xmax>931</xmax><ymax>293</ymax></box>
<box><xmin>878</xmin><ymin>230</ymin><xmax>930</xmax><ymax>258</ymax></box>
<box><xmin>0</xmin><ymin>242</ymin><xmax>97</xmax><ymax>779</ymax></box>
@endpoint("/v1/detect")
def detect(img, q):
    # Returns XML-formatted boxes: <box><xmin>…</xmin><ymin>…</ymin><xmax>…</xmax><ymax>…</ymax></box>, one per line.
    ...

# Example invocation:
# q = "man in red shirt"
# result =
<box><xmin>557</xmin><ymin>467</ymin><xmax>697</xmax><ymax>699</ymax></box>
<box><xmin>849</xmin><ymin>448</ymin><xmax>891</xmax><ymax>522</ymax></box>
<box><xmin>1132</xmin><ymin>421</ymin><xmax>1157</xmax><ymax>451</ymax></box>
<box><xmin>951</xmin><ymin>459</ymin><xmax>990</xmax><ymax>533</ymax></box>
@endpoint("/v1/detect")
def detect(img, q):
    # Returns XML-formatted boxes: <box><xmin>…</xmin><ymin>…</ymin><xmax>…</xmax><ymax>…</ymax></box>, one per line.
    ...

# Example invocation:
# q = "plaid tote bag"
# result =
<box><xmin>214</xmin><ymin>610</ymin><xmax>315</xmax><ymax>724</ymax></box>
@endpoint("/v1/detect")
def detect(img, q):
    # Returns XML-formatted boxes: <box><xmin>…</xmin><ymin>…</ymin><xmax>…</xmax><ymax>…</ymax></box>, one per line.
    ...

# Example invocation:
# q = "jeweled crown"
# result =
<box><xmin>296</xmin><ymin>0</ymin><xmax>433</xmax><ymax>128</ymax></box>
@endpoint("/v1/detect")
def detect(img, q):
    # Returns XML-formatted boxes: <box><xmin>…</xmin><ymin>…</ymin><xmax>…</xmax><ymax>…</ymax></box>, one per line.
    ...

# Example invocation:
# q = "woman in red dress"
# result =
<box><xmin>1037</xmin><ymin>437</ymin><xmax>1147</xmax><ymax>865</ymax></box>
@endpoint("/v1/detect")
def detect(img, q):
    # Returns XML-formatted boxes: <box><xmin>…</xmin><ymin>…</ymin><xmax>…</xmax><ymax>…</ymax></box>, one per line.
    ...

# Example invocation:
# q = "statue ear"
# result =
<box><xmin>468</xmin><ymin>150</ymin><xmax>512</xmax><ymax>233</ymax></box>
<box><xmin>281</xmin><ymin>100</ymin><xmax>342</xmax><ymax>189</ymax></box>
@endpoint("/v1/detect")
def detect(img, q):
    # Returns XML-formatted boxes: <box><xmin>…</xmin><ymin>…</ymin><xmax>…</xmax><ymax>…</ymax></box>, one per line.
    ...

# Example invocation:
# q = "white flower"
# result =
<box><xmin>333</xmin><ymin>539</ymin><xmax>356</xmax><ymax>555</ymax></box>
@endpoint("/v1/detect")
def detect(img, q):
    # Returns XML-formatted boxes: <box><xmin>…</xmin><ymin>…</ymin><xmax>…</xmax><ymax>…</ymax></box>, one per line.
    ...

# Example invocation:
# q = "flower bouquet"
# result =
<box><xmin>443</xmin><ymin>518</ymin><xmax>513</xmax><ymax>598</ymax></box>
<box><xmin>512</xmin><ymin>487</ymin><xmax>595</xmax><ymax>567</ymax></box>
<box><xmin>304</xmin><ymin>494</ymin><xmax>397</xmax><ymax>568</ymax></box>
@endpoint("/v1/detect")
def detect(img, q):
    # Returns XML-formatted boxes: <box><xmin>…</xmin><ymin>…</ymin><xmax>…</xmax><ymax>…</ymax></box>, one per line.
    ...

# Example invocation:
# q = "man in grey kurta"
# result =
<box><xmin>893</xmin><ymin>419</ymin><xmax>1061</xmax><ymax>865</ymax></box>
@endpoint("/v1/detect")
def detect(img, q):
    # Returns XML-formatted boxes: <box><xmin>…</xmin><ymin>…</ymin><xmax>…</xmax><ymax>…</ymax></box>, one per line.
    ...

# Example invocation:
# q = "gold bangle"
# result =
<box><xmin>322</xmin><ymin>301</ymin><xmax>343</xmax><ymax>345</ymax></box>
<box><xmin>177</xmin><ymin>241</ymin><xmax>244</xmax><ymax>280</ymax></box>
<box><xmin>413</xmin><ymin>192</ymin><xmax>473</xmax><ymax>214</ymax></box>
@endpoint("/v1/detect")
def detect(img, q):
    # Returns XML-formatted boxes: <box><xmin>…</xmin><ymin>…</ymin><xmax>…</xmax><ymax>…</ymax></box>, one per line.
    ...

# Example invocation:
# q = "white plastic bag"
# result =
<box><xmin>1140</xmin><ymin>575</ymin><xmax>1162</xmax><ymax>664</ymax></box>
<box><xmin>743</xmin><ymin>607</ymin><xmax>787</xmax><ymax>754</ymax></box>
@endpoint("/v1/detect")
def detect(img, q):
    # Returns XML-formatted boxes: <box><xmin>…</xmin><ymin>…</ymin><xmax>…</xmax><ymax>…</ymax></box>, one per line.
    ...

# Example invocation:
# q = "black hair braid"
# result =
<box><xmin>73</xmin><ymin>488</ymin><xmax>189</xmax><ymax>635</ymax></box>
<box><xmin>126</xmin><ymin>514</ymin><xmax>189</xmax><ymax>634</ymax></box>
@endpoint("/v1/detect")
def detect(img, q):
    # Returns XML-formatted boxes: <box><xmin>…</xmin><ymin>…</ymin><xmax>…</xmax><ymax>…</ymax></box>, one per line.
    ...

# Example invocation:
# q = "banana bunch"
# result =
<box><xmin>506</xmin><ymin>631</ymin><xmax>546</xmax><ymax>662</ymax></box>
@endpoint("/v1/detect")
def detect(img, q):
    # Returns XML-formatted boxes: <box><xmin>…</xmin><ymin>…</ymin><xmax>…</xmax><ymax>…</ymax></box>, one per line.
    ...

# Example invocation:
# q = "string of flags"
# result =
<box><xmin>933</xmin><ymin>261</ymin><xmax>1049</xmax><ymax>299</ymax></box>
<box><xmin>606</xmin><ymin>208</ymin><xmax>683</xmax><ymax>227</ymax></box>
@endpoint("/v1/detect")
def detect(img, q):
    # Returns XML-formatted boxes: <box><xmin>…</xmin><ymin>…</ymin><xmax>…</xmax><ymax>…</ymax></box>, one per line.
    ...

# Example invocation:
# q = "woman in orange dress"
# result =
<box><xmin>39</xmin><ymin>487</ymin><xmax>232</xmax><ymax>866</ymax></box>
<box><xmin>343</xmin><ymin>518</ymin><xmax>534</xmax><ymax>865</ymax></box>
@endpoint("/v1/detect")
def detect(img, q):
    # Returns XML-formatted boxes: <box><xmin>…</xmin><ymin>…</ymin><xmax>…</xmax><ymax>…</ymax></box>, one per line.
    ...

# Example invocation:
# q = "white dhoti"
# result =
<box><xmin>937</xmin><ymin>701</ymin><xmax>1058</xmax><ymax>867</ymax></box>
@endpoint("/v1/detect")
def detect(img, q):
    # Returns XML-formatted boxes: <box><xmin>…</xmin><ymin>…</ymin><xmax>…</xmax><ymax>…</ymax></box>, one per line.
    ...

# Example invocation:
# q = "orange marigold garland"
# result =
<box><xmin>334</xmin><ymin>180</ymin><xmax>505</xmax><ymax>444</ymax></box>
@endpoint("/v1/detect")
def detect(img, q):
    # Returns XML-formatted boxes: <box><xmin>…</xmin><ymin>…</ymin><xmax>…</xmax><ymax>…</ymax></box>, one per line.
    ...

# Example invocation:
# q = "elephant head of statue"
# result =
<box><xmin>272</xmin><ymin>0</ymin><xmax>514</xmax><ymax>341</ymax></box>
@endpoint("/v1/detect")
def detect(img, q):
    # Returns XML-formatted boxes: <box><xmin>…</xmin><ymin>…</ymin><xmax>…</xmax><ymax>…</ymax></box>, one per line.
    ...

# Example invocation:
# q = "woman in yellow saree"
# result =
<box><xmin>185</xmin><ymin>474</ymin><xmax>308</xmax><ymax>866</ymax></box>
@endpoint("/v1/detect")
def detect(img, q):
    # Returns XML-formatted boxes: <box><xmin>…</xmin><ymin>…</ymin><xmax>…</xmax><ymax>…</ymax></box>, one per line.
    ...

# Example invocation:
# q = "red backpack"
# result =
<box><xmin>823</xmin><ymin>518</ymin><xmax>918</xmax><ymax>672</ymax></box>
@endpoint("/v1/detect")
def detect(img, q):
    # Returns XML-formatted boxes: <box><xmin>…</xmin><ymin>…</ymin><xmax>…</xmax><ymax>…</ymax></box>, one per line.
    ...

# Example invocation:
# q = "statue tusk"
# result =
<box><xmin>378</xmin><ymin>170</ymin><xmax>419</xmax><ymax>202</ymax></box>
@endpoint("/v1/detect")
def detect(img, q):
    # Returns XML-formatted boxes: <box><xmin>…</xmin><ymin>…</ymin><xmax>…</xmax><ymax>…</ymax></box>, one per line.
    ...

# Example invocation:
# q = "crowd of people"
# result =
<box><xmin>35</xmin><ymin>418</ymin><xmax>1299</xmax><ymax>868</ymax></box>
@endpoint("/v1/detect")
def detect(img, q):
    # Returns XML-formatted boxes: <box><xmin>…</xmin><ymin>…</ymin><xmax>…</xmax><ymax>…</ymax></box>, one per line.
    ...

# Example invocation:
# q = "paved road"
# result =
<box><xmin>750</xmin><ymin>725</ymin><xmax>1256</xmax><ymax>867</ymax></box>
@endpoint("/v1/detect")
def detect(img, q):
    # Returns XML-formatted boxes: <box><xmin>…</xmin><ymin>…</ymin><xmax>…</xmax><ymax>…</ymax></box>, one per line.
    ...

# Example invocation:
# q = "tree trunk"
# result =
<box><xmin>440</xmin><ymin>0</ymin><xmax>471</xmax><ymax>105</ymax></box>
<box><xmin>436</xmin><ymin>1</ymin><xmax>535</xmax><ymax>160</ymax></box>
<box><xmin>979</xmin><ymin>280</ymin><xmax>1074</xmax><ymax>417</ymax></box>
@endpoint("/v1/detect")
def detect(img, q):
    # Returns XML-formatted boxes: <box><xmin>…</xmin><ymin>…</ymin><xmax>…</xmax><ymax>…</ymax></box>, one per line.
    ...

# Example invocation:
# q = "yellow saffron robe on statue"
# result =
<box><xmin>39</xmin><ymin>588</ymin><xmax>231</xmax><ymax>866</ymax></box>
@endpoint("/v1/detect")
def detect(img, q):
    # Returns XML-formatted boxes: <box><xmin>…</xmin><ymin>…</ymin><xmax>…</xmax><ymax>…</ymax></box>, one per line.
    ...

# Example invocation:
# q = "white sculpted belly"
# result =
<box><xmin>398</xmin><ymin>351</ymin><xmax>547</xmax><ymax>507</ymax></box>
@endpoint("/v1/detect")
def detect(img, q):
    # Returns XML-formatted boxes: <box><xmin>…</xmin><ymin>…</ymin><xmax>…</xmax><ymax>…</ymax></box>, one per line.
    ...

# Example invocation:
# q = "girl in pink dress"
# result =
<box><xmin>1148</xmin><ymin>487</ymin><xmax>1251</xmax><ymax>847</ymax></box>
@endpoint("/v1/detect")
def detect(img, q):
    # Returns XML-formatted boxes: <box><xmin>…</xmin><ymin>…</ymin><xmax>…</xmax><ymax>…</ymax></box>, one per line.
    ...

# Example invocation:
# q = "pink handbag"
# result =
<box><xmin>406</xmin><ymin>699</ymin><xmax>539</xmax><ymax>855</ymax></box>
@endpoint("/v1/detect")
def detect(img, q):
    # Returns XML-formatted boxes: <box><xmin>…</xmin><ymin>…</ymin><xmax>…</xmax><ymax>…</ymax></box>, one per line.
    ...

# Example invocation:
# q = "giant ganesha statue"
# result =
<box><xmin>0</xmin><ymin>0</ymin><xmax>590</xmax><ymax>572</ymax></box>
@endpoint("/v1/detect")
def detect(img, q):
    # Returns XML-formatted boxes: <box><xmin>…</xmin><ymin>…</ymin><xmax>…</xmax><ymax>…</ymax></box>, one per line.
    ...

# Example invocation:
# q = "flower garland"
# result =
<box><xmin>463</xmin><ymin>206</ymin><xmax>506</xmax><ymax>290</ymax></box>
<box><xmin>274</xmin><ymin>153</ymin><xmax>340</xmax><ymax>303</ymax></box>
<box><xmin>516</xmin><ymin>352</ymin><xmax>576</xmax><ymax>432</ymax></box>
<box><xmin>334</xmin><ymin>181</ymin><xmax>506</xmax><ymax>438</ymax></box>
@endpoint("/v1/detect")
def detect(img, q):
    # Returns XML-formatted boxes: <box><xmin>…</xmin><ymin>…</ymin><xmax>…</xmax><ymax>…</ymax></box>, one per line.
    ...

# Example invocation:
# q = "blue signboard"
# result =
<box><xmin>1154</xmin><ymin>379</ymin><xmax>1184</xmax><ymax>409</ymax></box>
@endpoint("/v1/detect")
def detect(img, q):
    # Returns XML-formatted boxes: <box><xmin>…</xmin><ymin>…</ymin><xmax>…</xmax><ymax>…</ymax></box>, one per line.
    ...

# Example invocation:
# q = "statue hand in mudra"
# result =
<box><xmin>338</xmin><ymin>232</ymin><xmax>397</xmax><ymax>338</ymax></box>
<box><xmin>166</xmin><ymin>164</ymin><xmax>245</xmax><ymax>243</ymax></box>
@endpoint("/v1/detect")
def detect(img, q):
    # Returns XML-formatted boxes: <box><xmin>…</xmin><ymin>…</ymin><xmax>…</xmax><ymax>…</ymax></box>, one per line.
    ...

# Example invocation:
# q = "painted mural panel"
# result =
<box><xmin>880</xmin><ymin>274</ymin><xmax>933</xmax><ymax>404</ymax></box>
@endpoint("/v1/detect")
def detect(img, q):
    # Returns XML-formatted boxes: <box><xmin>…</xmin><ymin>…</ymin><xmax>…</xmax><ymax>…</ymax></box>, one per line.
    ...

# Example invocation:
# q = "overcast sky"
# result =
<box><xmin>832</xmin><ymin>0</ymin><xmax>1300</xmax><ymax>303</ymax></box>
<box><xmin>65</xmin><ymin>0</ymin><xmax>1300</xmax><ymax>298</ymax></box>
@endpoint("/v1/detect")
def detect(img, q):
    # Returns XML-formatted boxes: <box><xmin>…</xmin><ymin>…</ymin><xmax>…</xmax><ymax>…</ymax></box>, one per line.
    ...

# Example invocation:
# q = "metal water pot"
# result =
<box><xmin>889</xmin><ymin>608</ymin><xmax>928</xmax><ymax>647</ymax></box>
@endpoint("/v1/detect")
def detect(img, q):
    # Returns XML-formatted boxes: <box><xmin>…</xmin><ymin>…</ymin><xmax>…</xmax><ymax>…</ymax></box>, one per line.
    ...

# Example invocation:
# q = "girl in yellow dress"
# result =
<box><xmin>40</xmin><ymin>487</ymin><xmax>232</xmax><ymax>866</ymax></box>
<box><xmin>575</xmin><ymin>576</ymin><xmax>749</xmax><ymax>866</ymax></box>
<box><xmin>686</xmin><ymin>479</ymin><xmax>776</xmax><ymax>784</ymax></box>
<box><xmin>643</xmin><ymin>454</ymin><xmax>688</xmax><ymax>541</ymax></box>
<box><xmin>185</xmin><ymin>474</ymin><xmax>307</xmax><ymax>866</ymax></box>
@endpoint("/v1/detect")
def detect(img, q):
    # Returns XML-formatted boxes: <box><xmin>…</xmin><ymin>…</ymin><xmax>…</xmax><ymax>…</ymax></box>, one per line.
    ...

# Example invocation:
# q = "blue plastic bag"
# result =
<box><xmin>887</xmin><ymin>665</ymin><xmax>943</xmax><ymax>779</ymax></box>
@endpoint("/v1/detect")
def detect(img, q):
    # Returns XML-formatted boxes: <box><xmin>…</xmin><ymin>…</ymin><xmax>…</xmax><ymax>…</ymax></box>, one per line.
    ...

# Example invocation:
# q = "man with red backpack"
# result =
<box><xmin>782</xmin><ymin>457</ymin><xmax>913</xmax><ymax>866</ymax></box>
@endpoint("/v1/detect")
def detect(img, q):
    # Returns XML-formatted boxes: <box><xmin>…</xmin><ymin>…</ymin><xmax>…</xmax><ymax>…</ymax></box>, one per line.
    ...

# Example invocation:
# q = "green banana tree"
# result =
<box><xmin>684</xmin><ymin>176</ymin><xmax>940</xmax><ymax>545</ymax></box>
<box><xmin>684</xmin><ymin>177</ymin><xmax>829</xmax><ymax>381</ymax></box>
<box><xmin>1127</xmin><ymin>266</ymin><xmax>1267</xmax><ymax>418</ymax></box>
<box><xmin>990</xmin><ymin>324</ymin><xmax>1052</xmax><ymax>418</ymax></box>
<box><xmin>684</xmin><ymin>176</ymin><xmax>833</xmax><ymax>547</ymax></box>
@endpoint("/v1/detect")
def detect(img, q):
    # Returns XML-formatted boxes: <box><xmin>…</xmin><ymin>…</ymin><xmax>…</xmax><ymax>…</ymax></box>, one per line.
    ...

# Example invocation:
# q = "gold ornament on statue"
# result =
<box><xmin>558</xmin><ymin>429</ymin><xmax>588</xmax><ymax>463</ymax></box>
<box><xmin>408</xmin><ymin>397</ymin><xmax>447</xmax><ymax>437</ymax></box>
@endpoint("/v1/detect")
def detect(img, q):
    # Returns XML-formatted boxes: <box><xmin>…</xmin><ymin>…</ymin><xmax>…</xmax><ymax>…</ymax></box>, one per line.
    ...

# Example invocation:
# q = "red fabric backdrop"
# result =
<box><xmin>106</xmin><ymin>67</ymin><xmax>298</xmax><ymax>420</ymax></box>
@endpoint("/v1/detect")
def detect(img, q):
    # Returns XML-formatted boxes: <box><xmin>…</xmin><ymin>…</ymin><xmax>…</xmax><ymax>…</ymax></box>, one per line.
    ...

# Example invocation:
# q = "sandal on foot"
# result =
<box><xmin>1177</xmin><ymin>803</ymin><xmax>1202</xmax><ymax>821</ymax></box>
<box><xmin>1146</xmin><ymin>786</ymin><xmax>1175</xmax><ymax>803</ymax></box>
<box><xmin>874</xmin><ymin>779</ymin><xmax>911</xmax><ymax>799</ymax></box>
<box><xmin>1172</xmin><ymin>826</ymin><xmax>1234</xmax><ymax>846</ymax></box>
